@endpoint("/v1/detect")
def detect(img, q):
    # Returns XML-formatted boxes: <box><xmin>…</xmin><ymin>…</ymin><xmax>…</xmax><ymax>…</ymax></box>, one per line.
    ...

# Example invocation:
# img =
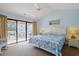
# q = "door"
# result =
<box><xmin>27</xmin><ymin>23</ymin><xmax>32</xmax><ymax>41</ymax></box>
<box><xmin>7</xmin><ymin>20</ymin><xmax>16</xmax><ymax>44</ymax></box>
<box><xmin>17</xmin><ymin>21</ymin><xmax>26</xmax><ymax>42</ymax></box>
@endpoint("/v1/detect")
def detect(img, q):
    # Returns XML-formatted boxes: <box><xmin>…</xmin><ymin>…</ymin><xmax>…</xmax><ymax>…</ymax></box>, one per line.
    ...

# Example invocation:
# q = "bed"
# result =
<box><xmin>29</xmin><ymin>26</ymin><xmax>66</xmax><ymax>56</ymax></box>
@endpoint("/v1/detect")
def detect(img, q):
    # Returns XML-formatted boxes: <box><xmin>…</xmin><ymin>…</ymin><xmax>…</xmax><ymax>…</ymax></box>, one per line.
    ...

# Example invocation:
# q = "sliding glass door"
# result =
<box><xmin>7</xmin><ymin>20</ymin><xmax>16</xmax><ymax>44</ymax></box>
<box><xmin>27</xmin><ymin>23</ymin><xmax>32</xmax><ymax>41</ymax></box>
<box><xmin>17</xmin><ymin>21</ymin><xmax>26</xmax><ymax>42</ymax></box>
<box><xmin>7</xmin><ymin>19</ymin><xmax>32</xmax><ymax>44</ymax></box>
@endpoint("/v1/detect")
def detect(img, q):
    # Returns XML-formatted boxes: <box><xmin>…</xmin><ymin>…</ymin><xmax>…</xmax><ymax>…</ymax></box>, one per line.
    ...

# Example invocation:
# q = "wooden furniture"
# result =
<box><xmin>0</xmin><ymin>15</ymin><xmax>7</xmax><ymax>54</ymax></box>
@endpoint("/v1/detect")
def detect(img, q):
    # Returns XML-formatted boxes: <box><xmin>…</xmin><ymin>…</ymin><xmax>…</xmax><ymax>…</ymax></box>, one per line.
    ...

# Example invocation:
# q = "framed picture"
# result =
<box><xmin>49</xmin><ymin>20</ymin><xmax>60</xmax><ymax>25</ymax></box>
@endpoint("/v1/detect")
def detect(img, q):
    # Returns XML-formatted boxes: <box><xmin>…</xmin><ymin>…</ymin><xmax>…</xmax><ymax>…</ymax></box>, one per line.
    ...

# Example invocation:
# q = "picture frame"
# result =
<box><xmin>49</xmin><ymin>20</ymin><xmax>60</xmax><ymax>25</ymax></box>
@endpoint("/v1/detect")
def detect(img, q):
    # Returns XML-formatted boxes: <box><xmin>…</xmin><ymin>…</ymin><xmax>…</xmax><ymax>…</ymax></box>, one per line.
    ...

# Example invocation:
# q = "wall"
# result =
<box><xmin>38</xmin><ymin>10</ymin><xmax>79</xmax><ymax>29</ymax></box>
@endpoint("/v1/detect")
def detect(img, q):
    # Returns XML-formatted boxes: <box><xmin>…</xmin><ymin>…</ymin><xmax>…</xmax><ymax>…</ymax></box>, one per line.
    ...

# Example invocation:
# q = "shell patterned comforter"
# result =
<box><xmin>29</xmin><ymin>34</ymin><xmax>65</xmax><ymax>56</ymax></box>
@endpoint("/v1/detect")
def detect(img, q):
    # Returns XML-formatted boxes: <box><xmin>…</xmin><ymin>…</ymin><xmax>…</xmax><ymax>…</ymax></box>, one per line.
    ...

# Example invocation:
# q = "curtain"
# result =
<box><xmin>0</xmin><ymin>15</ymin><xmax>7</xmax><ymax>39</ymax></box>
<box><xmin>32</xmin><ymin>21</ymin><xmax>37</xmax><ymax>35</ymax></box>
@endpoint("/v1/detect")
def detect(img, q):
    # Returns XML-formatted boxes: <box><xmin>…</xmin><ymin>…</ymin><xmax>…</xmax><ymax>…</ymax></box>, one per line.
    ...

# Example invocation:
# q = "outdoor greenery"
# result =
<box><xmin>8</xmin><ymin>21</ymin><xmax>16</xmax><ymax>31</ymax></box>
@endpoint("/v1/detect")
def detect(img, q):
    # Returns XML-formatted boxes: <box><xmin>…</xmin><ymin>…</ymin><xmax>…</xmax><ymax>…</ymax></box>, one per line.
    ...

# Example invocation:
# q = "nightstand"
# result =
<box><xmin>68</xmin><ymin>38</ymin><xmax>79</xmax><ymax>49</ymax></box>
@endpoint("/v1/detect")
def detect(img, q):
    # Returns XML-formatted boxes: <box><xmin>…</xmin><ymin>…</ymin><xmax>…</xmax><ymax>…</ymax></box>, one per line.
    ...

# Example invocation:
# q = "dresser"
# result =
<box><xmin>68</xmin><ymin>38</ymin><xmax>79</xmax><ymax>49</ymax></box>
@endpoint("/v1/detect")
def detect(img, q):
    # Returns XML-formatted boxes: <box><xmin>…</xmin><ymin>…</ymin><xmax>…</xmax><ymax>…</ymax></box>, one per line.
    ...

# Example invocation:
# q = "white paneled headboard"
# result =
<box><xmin>49</xmin><ymin>26</ymin><xmax>66</xmax><ymax>35</ymax></box>
<box><xmin>40</xmin><ymin>26</ymin><xmax>67</xmax><ymax>35</ymax></box>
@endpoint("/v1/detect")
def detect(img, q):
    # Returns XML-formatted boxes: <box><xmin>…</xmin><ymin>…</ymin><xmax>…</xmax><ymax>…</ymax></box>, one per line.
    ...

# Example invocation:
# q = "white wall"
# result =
<box><xmin>38</xmin><ymin>10</ymin><xmax>79</xmax><ymax>29</ymax></box>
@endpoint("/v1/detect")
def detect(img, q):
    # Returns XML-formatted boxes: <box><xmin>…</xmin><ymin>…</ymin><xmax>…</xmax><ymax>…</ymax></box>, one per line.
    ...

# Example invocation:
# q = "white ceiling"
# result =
<box><xmin>0</xmin><ymin>3</ymin><xmax>79</xmax><ymax>21</ymax></box>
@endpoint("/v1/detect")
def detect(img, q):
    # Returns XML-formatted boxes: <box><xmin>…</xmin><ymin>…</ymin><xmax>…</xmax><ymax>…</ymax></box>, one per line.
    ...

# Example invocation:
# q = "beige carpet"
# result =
<box><xmin>0</xmin><ymin>41</ymin><xmax>79</xmax><ymax>56</ymax></box>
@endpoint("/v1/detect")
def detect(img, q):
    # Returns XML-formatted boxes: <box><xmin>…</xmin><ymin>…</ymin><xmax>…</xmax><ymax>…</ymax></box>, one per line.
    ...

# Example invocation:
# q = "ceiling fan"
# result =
<box><xmin>24</xmin><ymin>4</ymin><xmax>43</xmax><ymax>18</ymax></box>
<box><xmin>34</xmin><ymin>3</ymin><xmax>41</xmax><ymax>11</ymax></box>
<box><xmin>34</xmin><ymin>3</ymin><xmax>44</xmax><ymax>17</ymax></box>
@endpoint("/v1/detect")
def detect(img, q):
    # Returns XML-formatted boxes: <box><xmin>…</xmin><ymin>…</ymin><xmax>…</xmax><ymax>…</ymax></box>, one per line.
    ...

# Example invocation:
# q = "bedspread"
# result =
<box><xmin>29</xmin><ymin>34</ymin><xmax>65</xmax><ymax>56</ymax></box>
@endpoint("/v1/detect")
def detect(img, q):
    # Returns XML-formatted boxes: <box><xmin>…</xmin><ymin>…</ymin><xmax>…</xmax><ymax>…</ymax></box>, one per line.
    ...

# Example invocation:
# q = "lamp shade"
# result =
<box><xmin>67</xmin><ymin>27</ymin><xmax>77</xmax><ymax>39</ymax></box>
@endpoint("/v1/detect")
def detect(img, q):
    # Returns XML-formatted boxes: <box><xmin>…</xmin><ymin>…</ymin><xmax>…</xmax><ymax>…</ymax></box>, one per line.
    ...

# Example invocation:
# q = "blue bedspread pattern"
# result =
<box><xmin>29</xmin><ymin>35</ymin><xmax>65</xmax><ymax>56</ymax></box>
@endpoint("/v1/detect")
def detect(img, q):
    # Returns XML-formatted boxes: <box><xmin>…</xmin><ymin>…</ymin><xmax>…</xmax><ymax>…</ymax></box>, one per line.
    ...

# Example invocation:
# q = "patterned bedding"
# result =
<box><xmin>29</xmin><ymin>34</ymin><xmax>65</xmax><ymax>56</ymax></box>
